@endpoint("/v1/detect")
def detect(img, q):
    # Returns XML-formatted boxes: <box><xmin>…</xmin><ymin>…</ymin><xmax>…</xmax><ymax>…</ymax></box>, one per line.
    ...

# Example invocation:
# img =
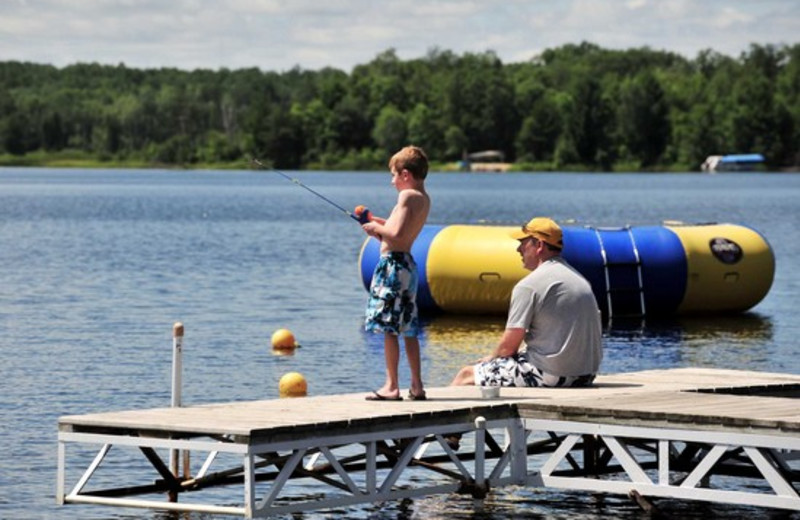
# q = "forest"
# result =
<box><xmin>1</xmin><ymin>42</ymin><xmax>798</xmax><ymax>171</ymax></box>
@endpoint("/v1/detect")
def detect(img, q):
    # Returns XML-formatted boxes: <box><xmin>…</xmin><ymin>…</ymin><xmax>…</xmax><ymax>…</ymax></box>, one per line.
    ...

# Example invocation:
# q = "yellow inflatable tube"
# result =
<box><xmin>426</xmin><ymin>225</ymin><xmax>526</xmax><ymax>313</ymax></box>
<box><xmin>668</xmin><ymin>224</ymin><xmax>774</xmax><ymax>313</ymax></box>
<box><xmin>359</xmin><ymin>222</ymin><xmax>775</xmax><ymax>317</ymax></box>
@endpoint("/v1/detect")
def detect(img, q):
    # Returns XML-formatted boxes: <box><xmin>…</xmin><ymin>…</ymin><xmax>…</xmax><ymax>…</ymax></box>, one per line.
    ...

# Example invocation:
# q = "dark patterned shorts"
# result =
<box><xmin>365</xmin><ymin>252</ymin><xmax>419</xmax><ymax>337</ymax></box>
<box><xmin>474</xmin><ymin>352</ymin><xmax>595</xmax><ymax>388</ymax></box>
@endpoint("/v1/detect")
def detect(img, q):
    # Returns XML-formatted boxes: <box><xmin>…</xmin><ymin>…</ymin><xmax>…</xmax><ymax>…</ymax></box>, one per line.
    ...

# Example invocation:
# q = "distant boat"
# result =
<box><xmin>701</xmin><ymin>154</ymin><xmax>765</xmax><ymax>173</ymax></box>
<box><xmin>459</xmin><ymin>150</ymin><xmax>512</xmax><ymax>172</ymax></box>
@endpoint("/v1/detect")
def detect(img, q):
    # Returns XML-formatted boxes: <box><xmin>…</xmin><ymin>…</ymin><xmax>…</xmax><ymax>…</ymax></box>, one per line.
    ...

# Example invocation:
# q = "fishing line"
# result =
<box><xmin>252</xmin><ymin>158</ymin><xmax>363</xmax><ymax>222</ymax></box>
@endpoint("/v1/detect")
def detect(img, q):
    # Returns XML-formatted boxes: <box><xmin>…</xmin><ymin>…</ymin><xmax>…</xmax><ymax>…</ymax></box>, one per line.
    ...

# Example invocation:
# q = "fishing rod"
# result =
<box><xmin>251</xmin><ymin>158</ymin><xmax>371</xmax><ymax>223</ymax></box>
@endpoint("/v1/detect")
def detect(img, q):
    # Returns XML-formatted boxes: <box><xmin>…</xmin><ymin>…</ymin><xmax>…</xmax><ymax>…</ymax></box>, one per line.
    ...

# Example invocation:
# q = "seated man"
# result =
<box><xmin>451</xmin><ymin>217</ymin><xmax>602</xmax><ymax>388</ymax></box>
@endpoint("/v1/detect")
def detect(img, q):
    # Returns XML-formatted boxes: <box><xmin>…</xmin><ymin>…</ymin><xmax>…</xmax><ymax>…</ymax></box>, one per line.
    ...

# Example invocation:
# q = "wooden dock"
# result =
<box><xmin>57</xmin><ymin>367</ymin><xmax>800</xmax><ymax>517</ymax></box>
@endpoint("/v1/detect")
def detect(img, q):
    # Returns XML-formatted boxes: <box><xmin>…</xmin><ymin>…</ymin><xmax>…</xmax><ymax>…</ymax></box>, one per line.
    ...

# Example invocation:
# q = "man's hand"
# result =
<box><xmin>478</xmin><ymin>354</ymin><xmax>496</xmax><ymax>364</ymax></box>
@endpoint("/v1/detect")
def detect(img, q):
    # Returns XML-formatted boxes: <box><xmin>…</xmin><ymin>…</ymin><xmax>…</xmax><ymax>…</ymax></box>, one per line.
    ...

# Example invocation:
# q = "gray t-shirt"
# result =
<box><xmin>506</xmin><ymin>256</ymin><xmax>602</xmax><ymax>376</ymax></box>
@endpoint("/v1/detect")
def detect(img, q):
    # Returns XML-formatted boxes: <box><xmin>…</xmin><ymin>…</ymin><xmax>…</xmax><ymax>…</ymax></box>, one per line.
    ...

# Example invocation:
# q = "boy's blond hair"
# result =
<box><xmin>389</xmin><ymin>145</ymin><xmax>429</xmax><ymax>180</ymax></box>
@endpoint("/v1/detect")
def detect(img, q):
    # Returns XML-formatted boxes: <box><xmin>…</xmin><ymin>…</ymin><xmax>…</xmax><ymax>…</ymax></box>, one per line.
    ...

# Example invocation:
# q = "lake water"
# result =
<box><xmin>1</xmin><ymin>168</ymin><xmax>799</xmax><ymax>519</ymax></box>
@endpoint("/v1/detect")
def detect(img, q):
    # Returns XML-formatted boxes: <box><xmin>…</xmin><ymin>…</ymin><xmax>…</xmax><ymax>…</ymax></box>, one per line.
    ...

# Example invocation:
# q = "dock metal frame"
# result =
<box><xmin>57</xmin><ymin>413</ymin><xmax>800</xmax><ymax>516</ymax></box>
<box><xmin>57</xmin><ymin>416</ymin><xmax>528</xmax><ymax>517</ymax></box>
<box><xmin>524</xmin><ymin>418</ymin><xmax>800</xmax><ymax>511</ymax></box>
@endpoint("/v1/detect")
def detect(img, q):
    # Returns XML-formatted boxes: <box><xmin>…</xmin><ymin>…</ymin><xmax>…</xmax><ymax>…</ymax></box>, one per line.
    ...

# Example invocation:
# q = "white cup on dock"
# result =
<box><xmin>481</xmin><ymin>386</ymin><xmax>500</xmax><ymax>399</ymax></box>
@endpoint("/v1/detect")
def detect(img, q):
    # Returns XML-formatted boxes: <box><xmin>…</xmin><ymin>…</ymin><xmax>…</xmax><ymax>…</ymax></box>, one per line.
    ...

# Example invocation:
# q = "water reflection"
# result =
<box><xmin>600</xmin><ymin>312</ymin><xmax>774</xmax><ymax>373</ymax></box>
<box><xmin>607</xmin><ymin>312</ymin><xmax>773</xmax><ymax>340</ymax></box>
<box><xmin>419</xmin><ymin>312</ymin><xmax>774</xmax><ymax>382</ymax></box>
<box><xmin>418</xmin><ymin>315</ymin><xmax>506</xmax><ymax>386</ymax></box>
<box><xmin>423</xmin><ymin>314</ymin><xmax>507</xmax><ymax>349</ymax></box>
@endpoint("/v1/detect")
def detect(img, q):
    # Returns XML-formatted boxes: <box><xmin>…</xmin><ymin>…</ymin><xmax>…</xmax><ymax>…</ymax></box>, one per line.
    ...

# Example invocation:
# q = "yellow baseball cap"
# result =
<box><xmin>509</xmin><ymin>217</ymin><xmax>563</xmax><ymax>248</ymax></box>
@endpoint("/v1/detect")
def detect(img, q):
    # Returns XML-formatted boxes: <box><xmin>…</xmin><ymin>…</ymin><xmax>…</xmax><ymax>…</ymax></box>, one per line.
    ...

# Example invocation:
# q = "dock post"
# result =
<box><xmin>473</xmin><ymin>416</ymin><xmax>488</xmax><ymax>502</ymax></box>
<box><xmin>169</xmin><ymin>322</ymin><xmax>184</xmax><ymax>502</ymax></box>
<box><xmin>171</xmin><ymin>322</ymin><xmax>184</xmax><ymax>409</ymax></box>
<box><xmin>508</xmin><ymin>418</ymin><xmax>528</xmax><ymax>484</ymax></box>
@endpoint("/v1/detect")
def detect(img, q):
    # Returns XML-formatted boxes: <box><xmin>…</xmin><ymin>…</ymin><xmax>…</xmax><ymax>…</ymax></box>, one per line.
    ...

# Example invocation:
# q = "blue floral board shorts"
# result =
<box><xmin>365</xmin><ymin>252</ymin><xmax>420</xmax><ymax>337</ymax></box>
<box><xmin>474</xmin><ymin>351</ymin><xmax>595</xmax><ymax>388</ymax></box>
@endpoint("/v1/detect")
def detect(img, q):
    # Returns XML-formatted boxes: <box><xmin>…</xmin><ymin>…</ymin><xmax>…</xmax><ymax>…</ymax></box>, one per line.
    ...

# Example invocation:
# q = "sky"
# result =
<box><xmin>1</xmin><ymin>0</ymin><xmax>798</xmax><ymax>73</ymax></box>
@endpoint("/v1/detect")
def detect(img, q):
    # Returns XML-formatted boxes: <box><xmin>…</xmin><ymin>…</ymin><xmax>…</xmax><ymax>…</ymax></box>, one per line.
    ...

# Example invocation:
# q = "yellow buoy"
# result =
<box><xmin>271</xmin><ymin>328</ymin><xmax>298</xmax><ymax>350</ymax></box>
<box><xmin>279</xmin><ymin>372</ymin><xmax>308</xmax><ymax>398</ymax></box>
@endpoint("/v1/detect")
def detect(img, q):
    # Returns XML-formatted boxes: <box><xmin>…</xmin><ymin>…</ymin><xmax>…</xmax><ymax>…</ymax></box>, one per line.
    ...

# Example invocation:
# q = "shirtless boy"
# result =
<box><xmin>360</xmin><ymin>146</ymin><xmax>431</xmax><ymax>401</ymax></box>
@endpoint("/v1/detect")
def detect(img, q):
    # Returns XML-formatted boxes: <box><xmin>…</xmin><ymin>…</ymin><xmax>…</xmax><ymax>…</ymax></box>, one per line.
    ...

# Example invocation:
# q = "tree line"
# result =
<box><xmin>1</xmin><ymin>42</ymin><xmax>798</xmax><ymax>171</ymax></box>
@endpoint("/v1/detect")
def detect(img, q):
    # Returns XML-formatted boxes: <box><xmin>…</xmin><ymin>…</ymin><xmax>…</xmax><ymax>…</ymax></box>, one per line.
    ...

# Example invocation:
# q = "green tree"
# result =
<box><xmin>41</xmin><ymin>111</ymin><xmax>66</xmax><ymax>151</ymax></box>
<box><xmin>2</xmin><ymin>112</ymin><xmax>29</xmax><ymax>155</ymax></box>
<box><xmin>444</xmin><ymin>125</ymin><xmax>468</xmax><ymax>159</ymax></box>
<box><xmin>445</xmin><ymin>51</ymin><xmax>518</xmax><ymax>157</ymax></box>
<box><xmin>515</xmin><ymin>93</ymin><xmax>561</xmax><ymax>162</ymax></box>
<box><xmin>328</xmin><ymin>95</ymin><xmax>372</xmax><ymax>152</ymax></box>
<box><xmin>775</xmin><ymin>44</ymin><xmax>800</xmax><ymax>166</ymax></box>
<box><xmin>247</xmin><ymin>102</ymin><xmax>305</xmax><ymax>169</ymax></box>
<box><xmin>372</xmin><ymin>104</ymin><xmax>407</xmax><ymax>157</ymax></box>
<box><xmin>407</xmin><ymin>103</ymin><xmax>444</xmax><ymax>157</ymax></box>
<box><xmin>617</xmin><ymin>71</ymin><xmax>670</xmax><ymax>167</ymax></box>
<box><xmin>730</xmin><ymin>75</ymin><xmax>779</xmax><ymax>159</ymax></box>
<box><xmin>563</xmin><ymin>76</ymin><xmax>614</xmax><ymax>168</ymax></box>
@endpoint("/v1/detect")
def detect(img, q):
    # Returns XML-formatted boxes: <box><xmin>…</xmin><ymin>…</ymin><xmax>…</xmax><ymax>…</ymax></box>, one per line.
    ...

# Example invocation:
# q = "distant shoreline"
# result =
<box><xmin>2</xmin><ymin>152</ymin><xmax>796</xmax><ymax>173</ymax></box>
<box><xmin>0</xmin><ymin>154</ymin><xmax>701</xmax><ymax>173</ymax></box>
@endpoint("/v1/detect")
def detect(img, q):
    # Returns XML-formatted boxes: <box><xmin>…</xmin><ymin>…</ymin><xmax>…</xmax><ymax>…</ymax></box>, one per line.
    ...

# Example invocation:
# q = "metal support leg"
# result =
<box><xmin>243</xmin><ymin>453</ymin><xmax>256</xmax><ymax>518</ymax></box>
<box><xmin>474</xmin><ymin>417</ymin><xmax>487</xmax><ymax>497</ymax></box>
<box><xmin>56</xmin><ymin>440</ymin><xmax>65</xmax><ymax>505</ymax></box>
<box><xmin>507</xmin><ymin>419</ymin><xmax>528</xmax><ymax>484</ymax></box>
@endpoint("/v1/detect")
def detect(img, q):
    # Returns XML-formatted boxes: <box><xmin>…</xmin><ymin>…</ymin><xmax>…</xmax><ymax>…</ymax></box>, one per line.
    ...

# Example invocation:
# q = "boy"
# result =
<box><xmin>360</xmin><ymin>146</ymin><xmax>431</xmax><ymax>401</ymax></box>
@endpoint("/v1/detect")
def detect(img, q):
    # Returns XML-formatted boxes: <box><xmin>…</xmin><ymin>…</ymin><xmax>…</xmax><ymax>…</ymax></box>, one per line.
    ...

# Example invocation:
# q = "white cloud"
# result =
<box><xmin>714</xmin><ymin>6</ymin><xmax>754</xmax><ymax>28</ymax></box>
<box><xmin>0</xmin><ymin>0</ymin><xmax>796</xmax><ymax>71</ymax></box>
<box><xmin>654</xmin><ymin>0</ymin><xmax>693</xmax><ymax>19</ymax></box>
<box><xmin>626</xmin><ymin>0</ymin><xmax>648</xmax><ymax>10</ymax></box>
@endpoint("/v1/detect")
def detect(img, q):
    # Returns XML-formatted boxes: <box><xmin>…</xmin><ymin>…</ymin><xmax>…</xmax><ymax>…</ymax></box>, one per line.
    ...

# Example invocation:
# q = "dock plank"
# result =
<box><xmin>59</xmin><ymin>368</ymin><xmax>800</xmax><ymax>441</ymax></box>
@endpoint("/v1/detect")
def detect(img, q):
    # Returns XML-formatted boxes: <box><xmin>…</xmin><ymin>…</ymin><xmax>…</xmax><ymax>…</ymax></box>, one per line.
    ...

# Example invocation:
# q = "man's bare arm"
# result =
<box><xmin>478</xmin><ymin>328</ymin><xmax>525</xmax><ymax>362</ymax></box>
